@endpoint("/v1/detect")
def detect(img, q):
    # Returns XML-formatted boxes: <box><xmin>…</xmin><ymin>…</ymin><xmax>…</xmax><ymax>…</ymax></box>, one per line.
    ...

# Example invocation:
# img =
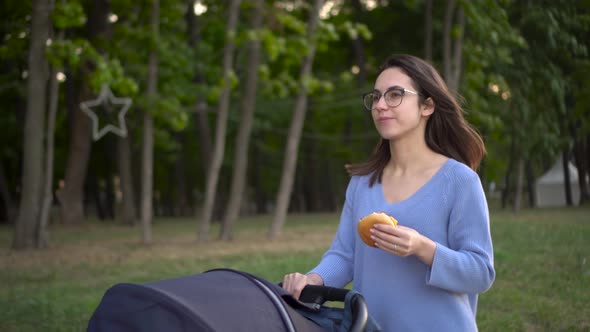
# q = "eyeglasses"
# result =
<box><xmin>362</xmin><ymin>87</ymin><xmax>418</xmax><ymax>111</ymax></box>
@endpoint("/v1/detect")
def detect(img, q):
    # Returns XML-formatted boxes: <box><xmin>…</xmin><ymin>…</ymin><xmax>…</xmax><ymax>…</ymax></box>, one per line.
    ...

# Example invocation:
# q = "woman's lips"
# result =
<box><xmin>377</xmin><ymin>117</ymin><xmax>394</xmax><ymax>122</ymax></box>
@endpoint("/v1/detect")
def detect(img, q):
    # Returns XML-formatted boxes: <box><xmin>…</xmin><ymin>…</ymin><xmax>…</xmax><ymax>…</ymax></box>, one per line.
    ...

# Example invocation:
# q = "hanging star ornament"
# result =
<box><xmin>80</xmin><ymin>84</ymin><xmax>132</xmax><ymax>141</ymax></box>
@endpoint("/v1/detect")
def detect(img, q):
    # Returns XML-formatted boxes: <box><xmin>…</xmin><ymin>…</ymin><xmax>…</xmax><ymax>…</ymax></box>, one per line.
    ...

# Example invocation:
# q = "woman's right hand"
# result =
<box><xmin>282</xmin><ymin>272</ymin><xmax>324</xmax><ymax>300</ymax></box>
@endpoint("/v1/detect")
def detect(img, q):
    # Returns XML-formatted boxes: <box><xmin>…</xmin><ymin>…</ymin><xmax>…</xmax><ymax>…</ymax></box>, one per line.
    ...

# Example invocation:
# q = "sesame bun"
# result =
<box><xmin>357</xmin><ymin>212</ymin><xmax>398</xmax><ymax>247</ymax></box>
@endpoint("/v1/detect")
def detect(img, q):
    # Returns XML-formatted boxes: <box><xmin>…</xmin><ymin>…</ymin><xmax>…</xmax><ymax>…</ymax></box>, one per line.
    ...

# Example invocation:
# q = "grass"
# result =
<box><xmin>1</xmin><ymin>208</ymin><xmax>589</xmax><ymax>331</ymax></box>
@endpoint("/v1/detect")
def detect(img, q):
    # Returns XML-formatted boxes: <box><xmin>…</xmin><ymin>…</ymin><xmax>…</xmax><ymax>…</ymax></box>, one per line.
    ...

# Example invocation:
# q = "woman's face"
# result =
<box><xmin>371</xmin><ymin>67</ymin><xmax>432</xmax><ymax>141</ymax></box>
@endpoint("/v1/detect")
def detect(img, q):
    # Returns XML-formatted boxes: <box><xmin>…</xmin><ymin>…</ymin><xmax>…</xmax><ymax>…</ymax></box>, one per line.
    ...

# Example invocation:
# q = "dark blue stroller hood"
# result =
<box><xmin>87</xmin><ymin>268</ymin><xmax>380</xmax><ymax>332</ymax></box>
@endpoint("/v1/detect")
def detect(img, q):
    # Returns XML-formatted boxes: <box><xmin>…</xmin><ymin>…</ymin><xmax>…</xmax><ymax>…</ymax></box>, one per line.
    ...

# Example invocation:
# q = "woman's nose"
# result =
<box><xmin>374</xmin><ymin>95</ymin><xmax>388</xmax><ymax>110</ymax></box>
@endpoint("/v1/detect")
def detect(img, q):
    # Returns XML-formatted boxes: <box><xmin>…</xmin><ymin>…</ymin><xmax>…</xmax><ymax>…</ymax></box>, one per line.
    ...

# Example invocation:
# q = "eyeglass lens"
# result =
<box><xmin>363</xmin><ymin>89</ymin><xmax>404</xmax><ymax>110</ymax></box>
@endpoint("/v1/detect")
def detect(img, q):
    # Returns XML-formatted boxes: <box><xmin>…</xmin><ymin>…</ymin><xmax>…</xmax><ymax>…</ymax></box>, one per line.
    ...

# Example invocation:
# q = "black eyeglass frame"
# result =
<box><xmin>362</xmin><ymin>86</ymin><xmax>419</xmax><ymax>111</ymax></box>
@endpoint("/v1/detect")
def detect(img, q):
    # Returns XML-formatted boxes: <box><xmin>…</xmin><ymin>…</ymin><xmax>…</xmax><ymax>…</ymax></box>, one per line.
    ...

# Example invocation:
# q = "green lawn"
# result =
<box><xmin>0</xmin><ymin>208</ymin><xmax>588</xmax><ymax>331</ymax></box>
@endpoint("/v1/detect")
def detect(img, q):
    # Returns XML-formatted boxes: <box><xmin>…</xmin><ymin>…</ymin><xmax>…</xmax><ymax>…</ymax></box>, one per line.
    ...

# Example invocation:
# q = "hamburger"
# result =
<box><xmin>357</xmin><ymin>212</ymin><xmax>398</xmax><ymax>247</ymax></box>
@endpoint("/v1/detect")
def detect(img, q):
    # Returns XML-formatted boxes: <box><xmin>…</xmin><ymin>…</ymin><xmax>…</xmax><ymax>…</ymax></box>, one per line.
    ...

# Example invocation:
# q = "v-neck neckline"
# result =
<box><xmin>377</xmin><ymin>158</ymin><xmax>453</xmax><ymax>206</ymax></box>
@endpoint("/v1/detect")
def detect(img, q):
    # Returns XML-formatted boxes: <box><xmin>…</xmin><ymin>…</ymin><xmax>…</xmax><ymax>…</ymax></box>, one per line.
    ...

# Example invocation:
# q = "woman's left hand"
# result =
<box><xmin>370</xmin><ymin>224</ymin><xmax>436</xmax><ymax>265</ymax></box>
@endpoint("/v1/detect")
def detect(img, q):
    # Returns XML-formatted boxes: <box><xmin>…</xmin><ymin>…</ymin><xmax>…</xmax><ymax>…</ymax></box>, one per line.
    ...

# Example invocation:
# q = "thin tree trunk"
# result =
<box><xmin>0</xmin><ymin>161</ymin><xmax>17</xmax><ymax>223</ymax></box>
<box><xmin>220</xmin><ymin>0</ymin><xmax>263</xmax><ymax>241</ymax></box>
<box><xmin>141</xmin><ymin>0</ymin><xmax>159</xmax><ymax>245</ymax></box>
<box><xmin>252</xmin><ymin>138</ymin><xmax>267</xmax><ymax>214</ymax></box>
<box><xmin>350</xmin><ymin>0</ymin><xmax>372</xmax><ymax>151</ymax></box>
<box><xmin>118</xmin><ymin>135</ymin><xmax>136</xmax><ymax>224</ymax></box>
<box><xmin>572</xmin><ymin>130</ymin><xmax>589</xmax><ymax>205</ymax></box>
<box><xmin>104</xmin><ymin>158</ymin><xmax>115</xmax><ymax>219</ymax></box>
<box><xmin>513</xmin><ymin>156</ymin><xmax>524</xmax><ymax>212</ymax></box>
<box><xmin>562</xmin><ymin>150</ymin><xmax>573</xmax><ymax>206</ymax></box>
<box><xmin>450</xmin><ymin>7</ymin><xmax>464</xmax><ymax>91</ymax></box>
<box><xmin>269</xmin><ymin>0</ymin><xmax>323</xmax><ymax>239</ymax></box>
<box><xmin>13</xmin><ymin>0</ymin><xmax>51</xmax><ymax>249</ymax></box>
<box><xmin>424</xmin><ymin>0</ymin><xmax>433</xmax><ymax>62</ymax></box>
<box><xmin>174</xmin><ymin>133</ymin><xmax>189</xmax><ymax>216</ymax></box>
<box><xmin>38</xmin><ymin>60</ymin><xmax>60</xmax><ymax>248</ymax></box>
<box><xmin>501</xmin><ymin>133</ymin><xmax>516</xmax><ymax>209</ymax></box>
<box><xmin>443</xmin><ymin>0</ymin><xmax>456</xmax><ymax>85</ymax></box>
<box><xmin>186</xmin><ymin>0</ymin><xmax>213</xmax><ymax>193</ymax></box>
<box><xmin>526</xmin><ymin>160</ymin><xmax>536</xmax><ymax>208</ymax></box>
<box><xmin>198</xmin><ymin>0</ymin><xmax>241</xmax><ymax>242</ymax></box>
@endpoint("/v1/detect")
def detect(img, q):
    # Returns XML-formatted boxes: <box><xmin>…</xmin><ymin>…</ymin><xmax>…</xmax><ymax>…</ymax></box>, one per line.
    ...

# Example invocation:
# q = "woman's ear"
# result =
<box><xmin>421</xmin><ymin>97</ymin><xmax>435</xmax><ymax>117</ymax></box>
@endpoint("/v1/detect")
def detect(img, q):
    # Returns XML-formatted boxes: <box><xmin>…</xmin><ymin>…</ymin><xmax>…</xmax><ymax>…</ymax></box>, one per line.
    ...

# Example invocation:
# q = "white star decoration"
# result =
<box><xmin>80</xmin><ymin>84</ymin><xmax>132</xmax><ymax>141</ymax></box>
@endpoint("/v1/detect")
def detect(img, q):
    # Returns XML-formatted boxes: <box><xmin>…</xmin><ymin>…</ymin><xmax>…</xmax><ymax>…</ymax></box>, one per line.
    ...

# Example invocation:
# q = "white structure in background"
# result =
<box><xmin>535</xmin><ymin>159</ymin><xmax>580</xmax><ymax>207</ymax></box>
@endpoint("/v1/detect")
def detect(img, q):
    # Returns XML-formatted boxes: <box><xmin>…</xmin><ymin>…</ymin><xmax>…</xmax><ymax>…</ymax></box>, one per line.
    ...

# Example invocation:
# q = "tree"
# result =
<box><xmin>220</xmin><ymin>0</ymin><xmax>263</xmax><ymax>241</ymax></box>
<box><xmin>56</xmin><ymin>0</ymin><xmax>110</xmax><ymax>225</ymax></box>
<box><xmin>269</xmin><ymin>0</ymin><xmax>324</xmax><ymax>240</ymax></box>
<box><xmin>37</xmin><ymin>18</ymin><xmax>63</xmax><ymax>248</ymax></box>
<box><xmin>442</xmin><ymin>0</ymin><xmax>464</xmax><ymax>92</ymax></box>
<box><xmin>140</xmin><ymin>0</ymin><xmax>160</xmax><ymax>245</ymax></box>
<box><xmin>13</xmin><ymin>0</ymin><xmax>51</xmax><ymax>249</ymax></box>
<box><xmin>198</xmin><ymin>0</ymin><xmax>241</xmax><ymax>242</ymax></box>
<box><xmin>117</xmin><ymin>134</ymin><xmax>136</xmax><ymax>225</ymax></box>
<box><xmin>424</xmin><ymin>0</ymin><xmax>433</xmax><ymax>62</ymax></box>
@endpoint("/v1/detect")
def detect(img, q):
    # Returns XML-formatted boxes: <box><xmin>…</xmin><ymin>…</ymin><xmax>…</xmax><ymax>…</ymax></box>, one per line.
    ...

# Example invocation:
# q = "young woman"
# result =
<box><xmin>282</xmin><ymin>54</ymin><xmax>495</xmax><ymax>331</ymax></box>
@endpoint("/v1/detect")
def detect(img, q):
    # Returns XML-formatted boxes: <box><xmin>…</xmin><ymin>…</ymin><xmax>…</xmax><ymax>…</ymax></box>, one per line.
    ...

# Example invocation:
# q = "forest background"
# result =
<box><xmin>1</xmin><ymin>0</ymin><xmax>589</xmax><ymax>250</ymax></box>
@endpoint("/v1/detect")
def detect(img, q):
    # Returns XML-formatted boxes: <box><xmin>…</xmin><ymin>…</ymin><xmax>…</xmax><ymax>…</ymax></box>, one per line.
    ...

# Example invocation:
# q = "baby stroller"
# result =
<box><xmin>87</xmin><ymin>268</ymin><xmax>380</xmax><ymax>332</ymax></box>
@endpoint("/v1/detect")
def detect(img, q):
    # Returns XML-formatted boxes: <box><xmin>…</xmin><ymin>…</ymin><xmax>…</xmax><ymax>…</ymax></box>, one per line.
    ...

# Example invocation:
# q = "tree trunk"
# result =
<box><xmin>13</xmin><ymin>0</ymin><xmax>51</xmax><ymax>249</ymax></box>
<box><xmin>117</xmin><ymin>135</ymin><xmax>136</xmax><ymax>224</ymax></box>
<box><xmin>443</xmin><ymin>0</ymin><xmax>464</xmax><ymax>91</ymax></box>
<box><xmin>57</xmin><ymin>88</ymin><xmax>92</xmax><ymax>224</ymax></box>
<box><xmin>174</xmin><ymin>133</ymin><xmax>189</xmax><ymax>216</ymax></box>
<box><xmin>562</xmin><ymin>150</ymin><xmax>573</xmax><ymax>206</ymax></box>
<box><xmin>252</xmin><ymin>137</ymin><xmax>267</xmax><ymax>214</ymax></box>
<box><xmin>350</xmin><ymin>0</ymin><xmax>367</xmax><ymax>86</ymax></box>
<box><xmin>38</xmin><ymin>59</ymin><xmax>60</xmax><ymax>248</ymax></box>
<box><xmin>501</xmin><ymin>133</ymin><xmax>516</xmax><ymax>209</ymax></box>
<box><xmin>424</xmin><ymin>0</ymin><xmax>433</xmax><ymax>62</ymax></box>
<box><xmin>219</xmin><ymin>0</ymin><xmax>263</xmax><ymax>241</ymax></box>
<box><xmin>186</xmin><ymin>0</ymin><xmax>213</xmax><ymax>184</ymax></box>
<box><xmin>269</xmin><ymin>0</ymin><xmax>323</xmax><ymax>240</ymax></box>
<box><xmin>141</xmin><ymin>0</ymin><xmax>160</xmax><ymax>245</ymax></box>
<box><xmin>350</xmin><ymin>0</ymin><xmax>372</xmax><ymax>151</ymax></box>
<box><xmin>0</xmin><ymin>161</ymin><xmax>17</xmax><ymax>223</ymax></box>
<box><xmin>525</xmin><ymin>160</ymin><xmax>535</xmax><ymax>208</ymax></box>
<box><xmin>57</xmin><ymin>0</ymin><xmax>110</xmax><ymax>224</ymax></box>
<box><xmin>450</xmin><ymin>7</ymin><xmax>464</xmax><ymax>90</ymax></box>
<box><xmin>572</xmin><ymin>131</ymin><xmax>589</xmax><ymax>205</ymax></box>
<box><xmin>513</xmin><ymin>156</ymin><xmax>524</xmax><ymax>212</ymax></box>
<box><xmin>443</xmin><ymin>0</ymin><xmax>456</xmax><ymax>84</ymax></box>
<box><xmin>198</xmin><ymin>0</ymin><xmax>241</xmax><ymax>242</ymax></box>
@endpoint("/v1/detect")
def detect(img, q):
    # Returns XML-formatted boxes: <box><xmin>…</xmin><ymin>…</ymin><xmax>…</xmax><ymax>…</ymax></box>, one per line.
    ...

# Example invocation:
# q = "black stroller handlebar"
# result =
<box><xmin>299</xmin><ymin>285</ymin><xmax>349</xmax><ymax>304</ymax></box>
<box><xmin>299</xmin><ymin>285</ymin><xmax>369</xmax><ymax>332</ymax></box>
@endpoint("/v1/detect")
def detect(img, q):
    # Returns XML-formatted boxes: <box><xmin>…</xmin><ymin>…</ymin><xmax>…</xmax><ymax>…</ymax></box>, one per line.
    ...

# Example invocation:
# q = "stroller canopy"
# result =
<box><xmin>88</xmin><ymin>269</ymin><xmax>334</xmax><ymax>332</ymax></box>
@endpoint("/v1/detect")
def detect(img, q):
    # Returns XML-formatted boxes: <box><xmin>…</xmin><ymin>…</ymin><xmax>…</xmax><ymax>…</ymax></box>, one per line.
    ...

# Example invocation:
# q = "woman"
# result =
<box><xmin>282</xmin><ymin>54</ymin><xmax>495</xmax><ymax>331</ymax></box>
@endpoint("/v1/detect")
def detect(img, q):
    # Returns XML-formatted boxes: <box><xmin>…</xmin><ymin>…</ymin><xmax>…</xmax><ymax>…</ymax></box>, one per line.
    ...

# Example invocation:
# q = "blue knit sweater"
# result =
<box><xmin>309</xmin><ymin>159</ymin><xmax>495</xmax><ymax>331</ymax></box>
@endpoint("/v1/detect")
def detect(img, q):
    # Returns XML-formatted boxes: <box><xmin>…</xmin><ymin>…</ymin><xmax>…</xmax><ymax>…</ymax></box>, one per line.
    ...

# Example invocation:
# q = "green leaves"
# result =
<box><xmin>51</xmin><ymin>1</ymin><xmax>86</xmax><ymax>29</ymax></box>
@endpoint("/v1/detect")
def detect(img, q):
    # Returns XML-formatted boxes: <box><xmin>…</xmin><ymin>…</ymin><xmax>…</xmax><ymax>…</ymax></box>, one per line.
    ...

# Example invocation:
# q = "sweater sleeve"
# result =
<box><xmin>308</xmin><ymin>177</ymin><xmax>358</xmax><ymax>288</ymax></box>
<box><xmin>426</xmin><ymin>169</ymin><xmax>495</xmax><ymax>294</ymax></box>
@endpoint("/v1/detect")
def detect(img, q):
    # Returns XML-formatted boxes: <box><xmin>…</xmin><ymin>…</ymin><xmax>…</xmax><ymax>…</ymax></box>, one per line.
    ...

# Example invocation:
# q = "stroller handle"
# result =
<box><xmin>300</xmin><ymin>285</ymin><xmax>369</xmax><ymax>332</ymax></box>
<box><xmin>299</xmin><ymin>285</ymin><xmax>348</xmax><ymax>304</ymax></box>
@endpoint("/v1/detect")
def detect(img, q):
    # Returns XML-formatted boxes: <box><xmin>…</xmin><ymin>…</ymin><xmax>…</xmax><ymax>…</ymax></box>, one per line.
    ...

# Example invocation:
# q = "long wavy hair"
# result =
<box><xmin>346</xmin><ymin>54</ymin><xmax>486</xmax><ymax>186</ymax></box>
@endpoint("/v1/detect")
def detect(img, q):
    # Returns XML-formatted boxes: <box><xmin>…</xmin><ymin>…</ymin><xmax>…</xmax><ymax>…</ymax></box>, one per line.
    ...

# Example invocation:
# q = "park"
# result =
<box><xmin>1</xmin><ymin>1</ymin><xmax>589</xmax><ymax>331</ymax></box>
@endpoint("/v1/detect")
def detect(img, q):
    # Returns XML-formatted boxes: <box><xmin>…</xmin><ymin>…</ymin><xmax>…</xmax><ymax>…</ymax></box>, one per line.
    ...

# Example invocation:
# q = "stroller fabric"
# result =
<box><xmin>87</xmin><ymin>268</ymin><xmax>380</xmax><ymax>332</ymax></box>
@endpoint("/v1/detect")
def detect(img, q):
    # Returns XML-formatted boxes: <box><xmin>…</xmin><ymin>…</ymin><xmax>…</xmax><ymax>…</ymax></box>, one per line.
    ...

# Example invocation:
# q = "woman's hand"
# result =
<box><xmin>282</xmin><ymin>272</ymin><xmax>324</xmax><ymax>300</ymax></box>
<box><xmin>370</xmin><ymin>224</ymin><xmax>437</xmax><ymax>266</ymax></box>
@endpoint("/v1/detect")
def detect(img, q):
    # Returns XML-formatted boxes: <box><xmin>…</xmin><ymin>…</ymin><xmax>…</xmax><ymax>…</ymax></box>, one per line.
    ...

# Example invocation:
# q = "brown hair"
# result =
<box><xmin>346</xmin><ymin>54</ymin><xmax>486</xmax><ymax>186</ymax></box>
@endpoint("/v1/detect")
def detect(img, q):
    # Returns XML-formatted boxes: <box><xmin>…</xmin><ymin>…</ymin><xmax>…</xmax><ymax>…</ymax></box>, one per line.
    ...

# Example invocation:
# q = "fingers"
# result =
<box><xmin>371</xmin><ymin>224</ymin><xmax>410</xmax><ymax>256</ymax></box>
<box><xmin>282</xmin><ymin>273</ymin><xmax>308</xmax><ymax>299</ymax></box>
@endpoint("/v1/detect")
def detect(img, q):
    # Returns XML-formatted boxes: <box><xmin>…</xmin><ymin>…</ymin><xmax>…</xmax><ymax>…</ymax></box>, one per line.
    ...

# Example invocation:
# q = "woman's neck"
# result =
<box><xmin>387</xmin><ymin>138</ymin><xmax>442</xmax><ymax>174</ymax></box>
